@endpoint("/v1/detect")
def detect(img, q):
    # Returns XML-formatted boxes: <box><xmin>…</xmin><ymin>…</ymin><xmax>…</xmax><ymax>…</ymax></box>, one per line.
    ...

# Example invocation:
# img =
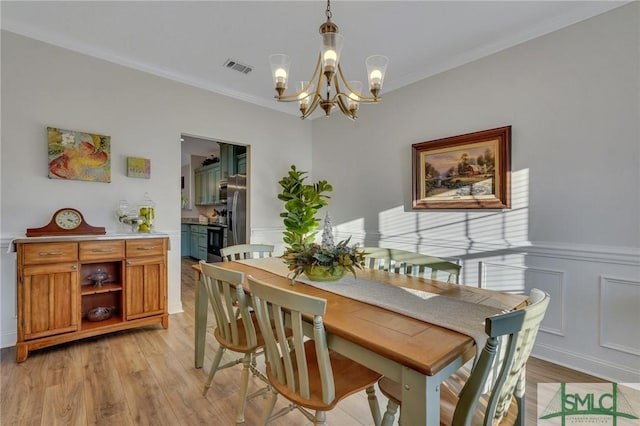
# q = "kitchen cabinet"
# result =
<box><xmin>189</xmin><ymin>225</ymin><xmax>199</xmax><ymax>257</ymax></box>
<box><xmin>236</xmin><ymin>153</ymin><xmax>247</xmax><ymax>174</ymax></box>
<box><xmin>181</xmin><ymin>224</ymin><xmax>189</xmax><ymax>256</ymax></box>
<box><xmin>220</xmin><ymin>143</ymin><xmax>248</xmax><ymax>177</ymax></box>
<box><xmin>15</xmin><ymin>235</ymin><xmax>169</xmax><ymax>362</ymax></box>
<box><xmin>220</xmin><ymin>144</ymin><xmax>233</xmax><ymax>179</ymax></box>
<box><xmin>194</xmin><ymin>163</ymin><xmax>221</xmax><ymax>205</ymax></box>
<box><xmin>189</xmin><ymin>224</ymin><xmax>208</xmax><ymax>260</ymax></box>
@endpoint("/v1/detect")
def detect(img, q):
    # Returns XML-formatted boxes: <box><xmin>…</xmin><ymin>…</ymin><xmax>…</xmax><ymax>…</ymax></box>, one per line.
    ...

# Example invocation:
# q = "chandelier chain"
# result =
<box><xmin>325</xmin><ymin>0</ymin><xmax>332</xmax><ymax>20</ymax></box>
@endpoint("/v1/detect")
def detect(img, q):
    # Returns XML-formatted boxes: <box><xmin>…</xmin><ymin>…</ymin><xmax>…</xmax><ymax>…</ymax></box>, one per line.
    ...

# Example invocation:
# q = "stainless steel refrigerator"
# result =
<box><xmin>226</xmin><ymin>174</ymin><xmax>247</xmax><ymax>246</ymax></box>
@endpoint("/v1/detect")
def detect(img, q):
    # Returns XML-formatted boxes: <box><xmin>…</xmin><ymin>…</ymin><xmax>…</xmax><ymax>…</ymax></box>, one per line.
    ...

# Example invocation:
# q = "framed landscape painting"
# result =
<box><xmin>47</xmin><ymin>127</ymin><xmax>111</xmax><ymax>183</ymax></box>
<box><xmin>412</xmin><ymin>126</ymin><xmax>511</xmax><ymax>209</ymax></box>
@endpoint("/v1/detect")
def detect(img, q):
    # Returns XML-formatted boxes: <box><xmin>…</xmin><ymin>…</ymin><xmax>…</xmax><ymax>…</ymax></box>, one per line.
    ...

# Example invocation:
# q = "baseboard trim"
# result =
<box><xmin>532</xmin><ymin>342</ymin><xmax>640</xmax><ymax>383</ymax></box>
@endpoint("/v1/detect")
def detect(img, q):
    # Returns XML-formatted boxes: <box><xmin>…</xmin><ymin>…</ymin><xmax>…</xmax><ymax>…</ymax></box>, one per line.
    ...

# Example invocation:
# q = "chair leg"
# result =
<box><xmin>366</xmin><ymin>385</ymin><xmax>382</xmax><ymax>426</ymax></box>
<box><xmin>203</xmin><ymin>346</ymin><xmax>225</xmax><ymax>396</ymax></box>
<box><xmin>381</xmin><ymin>400</ymin><xmax>399</xmax><ymax>426</ymax></box>
<box><xmin>234</xmin><ymin>353</ymin><xmax>252</xmax><ymax>425</ymax></box>
<box><xmin>515</xmin><ymin>394</ymin><xmax>525</xmax><ymax>426</ymax></box>
<box><xmin>259</xmin><ymin>389</ymin><xmax>278</xmax><ymax>426</ymax></box>
<box><xmin>312</xmin><ymin>410</ymin><xmax>327</xmax><ymax>426</ymax></box>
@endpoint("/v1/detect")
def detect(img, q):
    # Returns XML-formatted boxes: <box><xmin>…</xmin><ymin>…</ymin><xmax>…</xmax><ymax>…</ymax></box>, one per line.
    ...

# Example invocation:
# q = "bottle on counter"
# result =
<box><xmin>138</xmin><ymin>192</ymin><xmax>155</xmax><ymax>233</ymax></box>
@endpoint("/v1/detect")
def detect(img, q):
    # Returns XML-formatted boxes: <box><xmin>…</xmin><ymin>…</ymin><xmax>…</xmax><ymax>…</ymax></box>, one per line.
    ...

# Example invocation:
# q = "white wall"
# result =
<box><xmin>311</xmin><ymin>3</ymin><xmax>640</xmax><ymax>382</ymax></box>
<box><xmin>0</xmin><ymin>31</ymin><xmax>312</xmax><ymax>348</ymax></box>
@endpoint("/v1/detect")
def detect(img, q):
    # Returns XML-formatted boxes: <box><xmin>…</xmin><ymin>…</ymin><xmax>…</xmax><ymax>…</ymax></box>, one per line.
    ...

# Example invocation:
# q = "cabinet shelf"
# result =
<box><xmin>81</xmin><ymin>283</ymin><xmax>122</xmax><ymax>296</ymax></box>
<box><xmin>81</xmin><ymin>315</ymin><xmax>123</xmax><ymax>331</ymax></box>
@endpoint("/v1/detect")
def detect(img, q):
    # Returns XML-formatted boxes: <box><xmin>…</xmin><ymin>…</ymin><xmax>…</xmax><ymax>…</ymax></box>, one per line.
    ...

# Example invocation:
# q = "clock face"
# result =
<box><xmin>55</xmin><ymin>209</ymin><xmax>82</xmax><ymax>230</ymax></box>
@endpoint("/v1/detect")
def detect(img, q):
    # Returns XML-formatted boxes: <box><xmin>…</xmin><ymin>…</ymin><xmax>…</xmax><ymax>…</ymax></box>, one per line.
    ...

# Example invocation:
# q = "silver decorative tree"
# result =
<box><xmin>321</xmin><ymin>212</ymin><xmax>335</xmax><ymax>250</ymax></box>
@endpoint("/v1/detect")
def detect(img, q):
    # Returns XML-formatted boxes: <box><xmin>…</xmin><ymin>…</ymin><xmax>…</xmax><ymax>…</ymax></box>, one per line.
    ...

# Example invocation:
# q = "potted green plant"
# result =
<box><xmin>278</xmin><ymin>165</ymin><xmax>365</xmax><ymax>281</ymax></box>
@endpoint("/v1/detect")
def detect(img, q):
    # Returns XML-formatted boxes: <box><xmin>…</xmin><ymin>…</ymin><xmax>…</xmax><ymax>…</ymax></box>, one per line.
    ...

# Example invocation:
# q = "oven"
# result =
<box><xmin>207</xmin><ymin>225</ymin><xmax>225</xmax><ymax>257</ymax></box>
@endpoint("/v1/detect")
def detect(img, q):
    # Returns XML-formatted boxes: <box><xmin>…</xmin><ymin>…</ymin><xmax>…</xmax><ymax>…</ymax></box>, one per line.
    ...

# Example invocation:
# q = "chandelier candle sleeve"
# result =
<box><xmin>321</xmin><ymin>32</ymin><xmax>343</xmax><ymax>78</ymax></box>
<box><xmin>366</xmin><ymin>55</ymin><xmax>388</xmax><ymax>97</ymax></box>
<box><xmin>347</xmin><ymin>81</ymin><xmax>363</xmax><ymax>114</ymax></box>
<box><xmin>297</xmin><ymin>81</ymin><xmax>314</xmax><ymax>115</ymax></box>
<box><xmin>269</xmin><ymin>54</ymin><xmax>291</xmax><ymax>96</ymax></box>
<box><xmin>268</xmin><ymin>0</ymin><xmax>388</xmax><ymax>120</ymax></box>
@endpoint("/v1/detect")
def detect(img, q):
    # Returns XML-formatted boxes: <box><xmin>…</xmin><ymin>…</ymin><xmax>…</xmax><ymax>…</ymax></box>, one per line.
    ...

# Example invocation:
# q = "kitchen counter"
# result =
<box><xmin>180</xmin><ymin>218</ymin><xmax>206</xmax><ymax>224</ymax></box>
<box><xmin>181</xmin><ymin>218</ymin><xmax>227</xmax><ymax>227</ymax></box>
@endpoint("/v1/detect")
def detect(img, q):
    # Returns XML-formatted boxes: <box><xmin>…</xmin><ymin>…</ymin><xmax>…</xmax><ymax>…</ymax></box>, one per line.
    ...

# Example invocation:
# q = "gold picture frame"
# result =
<box><xmin>412</xmin><ymin>126</ymin><xmax>511</xmax><ymax>209</ymax></box>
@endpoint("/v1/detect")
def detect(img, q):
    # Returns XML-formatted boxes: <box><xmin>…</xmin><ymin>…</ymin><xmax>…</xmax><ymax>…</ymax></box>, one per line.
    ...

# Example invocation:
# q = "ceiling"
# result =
<box><xmin>1</xmin><ymin>1</ymin><xmax>626</xmax><ymax>119</ymax></box>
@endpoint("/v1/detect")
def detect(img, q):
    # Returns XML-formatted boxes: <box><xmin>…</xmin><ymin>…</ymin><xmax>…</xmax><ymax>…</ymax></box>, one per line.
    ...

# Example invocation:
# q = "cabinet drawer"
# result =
<box><xmin>22</xmin><ymin>242</ymin><xmax>77</xmax><ymax>265</ymax></box>
<box><xmin>126</xmin><ymin>239</ymin><xmax>166</xmax><ymax>258</ymax></box>
<box><xmin>191</xmin><ymin>224</ymin><xmax>207</xmax><ymax>235</ymax></box>
<box><xmin>79</xmin><ymin>240</ymin><xmax>124</xmax><ymax>261</ymax></box>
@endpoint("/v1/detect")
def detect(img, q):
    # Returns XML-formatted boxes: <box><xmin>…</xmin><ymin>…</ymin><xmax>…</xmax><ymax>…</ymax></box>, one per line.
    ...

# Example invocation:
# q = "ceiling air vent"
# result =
<box><xmin>223</xmin><ymin>59</ymin><xmax>253</xmax><ymax>74</ymax></box>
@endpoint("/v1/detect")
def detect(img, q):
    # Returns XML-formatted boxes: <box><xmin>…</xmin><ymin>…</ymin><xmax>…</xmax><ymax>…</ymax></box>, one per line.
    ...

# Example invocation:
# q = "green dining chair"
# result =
<box><xmin>220</xmin><ymin>243</ymin><xmax>274</xmax><ymax>261</ymax></box>
<box><xmin>199</xmin><ymin>261</ymin><xmax>270</xmax><ymax>424</ymax></box>
<box><xmin>247</xmin><ymin>275</ymin><xmax>383</xmax><ymax>426</ymax></box>
<box><xmin>362</xmin><ymin>247</ymin><xmax>461</xmax><ymax>283</ymax></box>
<box><xmin>378</xmin><ymin>288</ymin><xmax>550</xmax><ymax>426</ymax></box>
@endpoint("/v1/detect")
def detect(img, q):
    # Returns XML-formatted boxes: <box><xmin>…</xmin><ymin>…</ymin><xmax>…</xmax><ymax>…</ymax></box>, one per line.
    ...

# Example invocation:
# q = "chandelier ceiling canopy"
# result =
<box><xmin>269</xmin><ymin>0</ymin><xmax>389</xmax><ymax>120</ymax></box>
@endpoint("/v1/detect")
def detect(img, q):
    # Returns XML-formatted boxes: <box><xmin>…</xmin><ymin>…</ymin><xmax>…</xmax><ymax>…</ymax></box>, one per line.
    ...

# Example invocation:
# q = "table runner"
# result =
<box><xmin>237</xmin><ymin>257</ymin><xmax>506</xmax><ymax>359</ymax></box>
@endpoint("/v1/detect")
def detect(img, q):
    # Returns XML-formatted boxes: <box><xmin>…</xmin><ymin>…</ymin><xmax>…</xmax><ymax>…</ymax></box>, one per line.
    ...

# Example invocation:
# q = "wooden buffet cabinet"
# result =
<box><xmin>14</xmin><ymin>234</ymin><xmax>169</xmax><ymax>362</ymax></box>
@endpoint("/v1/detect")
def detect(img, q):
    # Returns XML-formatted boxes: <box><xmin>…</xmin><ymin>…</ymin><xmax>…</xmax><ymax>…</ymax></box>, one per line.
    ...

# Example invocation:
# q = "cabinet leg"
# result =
<box><xmin>161</xmin><ymin>314</ymin><xmax>169</xmax><ymax>329</ymax></box>
<box><xmin>16</xmin><ymin>343</ymin><xmax>28</xmax><ymax>363</ymax></box>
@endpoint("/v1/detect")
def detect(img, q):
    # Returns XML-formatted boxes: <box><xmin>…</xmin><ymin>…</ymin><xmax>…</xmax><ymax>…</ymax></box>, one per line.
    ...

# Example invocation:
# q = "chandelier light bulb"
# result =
<box><xmin>324</xmin><ymin>50</ymin><xmax>337</xmax><ymax>66</ymax></box>
<box><xmin>369</xmin><ymin>70</ymin><xmax>382</xmax><ymax>84</ymax></box>
<box><xmin>275</xmin><ymin>68</ymin><xmax>287</xmax><ymax>83</ymax></box>
<box><xmin>297</xmin><ymin>81</ymin><xmax>314</xmax><ymax>115</ymax></box>
<box><xmin>346</xmin><ymin>80</ymin><xmax>363</xmax><ymax>118</ymax></box>
<box><xmin>297</xmin><ymin>82</ymin><xmax>312</xmax><ymax>104</ymax></box>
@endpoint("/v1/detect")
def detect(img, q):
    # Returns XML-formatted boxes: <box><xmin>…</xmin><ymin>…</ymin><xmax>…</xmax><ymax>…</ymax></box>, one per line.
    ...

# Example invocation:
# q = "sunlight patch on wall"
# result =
<box><xmin>334</xmin><ymin>217</ymin><xmax>365</xmax><ymax>243</ymax></box>
<box><xmin>374</xmin><ymin>169</ymin><xmax>530</xmax><ymax>255</ymax></box>
<box><xmin>478</xmin><ymin>258</ymin><xmax>528</xmax><ymax>293</ymax></box>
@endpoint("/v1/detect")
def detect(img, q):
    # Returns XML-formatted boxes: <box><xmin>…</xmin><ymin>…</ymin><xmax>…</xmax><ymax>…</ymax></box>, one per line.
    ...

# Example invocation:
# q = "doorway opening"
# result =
<box><xmin>180</xmin><ymin>133</ymin><xmax>249</xmax><ymax>265</ymax></box>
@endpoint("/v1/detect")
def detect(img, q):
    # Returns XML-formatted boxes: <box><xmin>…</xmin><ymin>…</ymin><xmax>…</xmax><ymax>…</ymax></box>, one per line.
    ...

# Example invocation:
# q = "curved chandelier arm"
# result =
<box><xmin>274</xmin><ymin>55</ymin><xmax>323</xmax><ymax>102</ymax></box>
<box><xmin>337</xmin><ymin>64</ymin><xmax>380</xmax><ymax>103</ymax></box>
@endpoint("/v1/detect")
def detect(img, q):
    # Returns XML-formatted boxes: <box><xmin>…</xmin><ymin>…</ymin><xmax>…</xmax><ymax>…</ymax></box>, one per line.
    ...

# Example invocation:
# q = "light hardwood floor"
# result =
<box><xmin>1</xmin><ymin>258</ymin><xmax>605</xmax><ymax>425</ymax></box>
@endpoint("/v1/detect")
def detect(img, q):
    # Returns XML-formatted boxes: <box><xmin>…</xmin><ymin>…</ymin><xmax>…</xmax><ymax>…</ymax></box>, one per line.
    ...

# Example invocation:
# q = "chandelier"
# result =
<box><xmin>268</xmin><ymin>0</ymin><xmax>389</xmax><ymax>120</ymax></box>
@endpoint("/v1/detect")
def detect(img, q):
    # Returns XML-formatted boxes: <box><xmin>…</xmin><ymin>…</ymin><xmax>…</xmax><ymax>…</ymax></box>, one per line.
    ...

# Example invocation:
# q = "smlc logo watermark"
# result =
<box><xmin>538</xmin><ymin>383</ymin><xmax>640</xmax><ymax>425</ymax></box>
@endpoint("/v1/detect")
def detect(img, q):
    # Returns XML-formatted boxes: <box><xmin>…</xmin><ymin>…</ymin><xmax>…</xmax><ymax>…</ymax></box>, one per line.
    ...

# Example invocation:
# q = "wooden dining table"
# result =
<box><xmin>191</xmin><ymin>260</ymin><xmax>526</xmax><ymax>425</ymax></box>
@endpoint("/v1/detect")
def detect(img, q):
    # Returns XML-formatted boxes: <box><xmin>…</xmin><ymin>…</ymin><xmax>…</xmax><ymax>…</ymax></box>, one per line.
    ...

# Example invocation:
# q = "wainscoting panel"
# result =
<box><xmin>481</xmin><ymin>262</ymin><xmax>565</xmax><ymax>336</ymax></box>
<box><xmin>599</xmin><ymin>276</ymin><xmax>640</xmax><ymax>356</ymax></box>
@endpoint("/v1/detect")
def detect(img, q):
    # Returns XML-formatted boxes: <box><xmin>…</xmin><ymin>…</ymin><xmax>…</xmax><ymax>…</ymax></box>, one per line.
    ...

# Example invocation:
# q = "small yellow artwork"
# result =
<box><xmin>127</xmin><ymin>157</ymin><xmax>151</xmax><ymax>179</ymax></box>
<box><xmin>48</xmin><ymin>127</ymin><xmax>111</xmax><ymax>183</ymax></box>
